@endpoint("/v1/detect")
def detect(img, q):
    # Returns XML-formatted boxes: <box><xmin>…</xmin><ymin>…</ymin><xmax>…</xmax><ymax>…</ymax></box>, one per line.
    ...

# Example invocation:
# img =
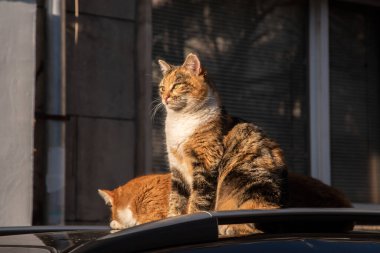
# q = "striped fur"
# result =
<box><xmin>216</xmin><ymin>122</ymin><xmax>288</xmax><ymax>211</ymax></box>
<box><xmin>159</xmin><ymin>53</ymin><xmax>288</xmax><ymax>219</ymax></box>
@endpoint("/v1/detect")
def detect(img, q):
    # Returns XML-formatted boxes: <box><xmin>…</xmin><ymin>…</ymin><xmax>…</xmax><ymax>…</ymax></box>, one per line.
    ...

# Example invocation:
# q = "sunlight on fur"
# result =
<box><xmin>99</xmin><ymin>53</ymin><xmax>353</xmax><ymax>236</ymax></box>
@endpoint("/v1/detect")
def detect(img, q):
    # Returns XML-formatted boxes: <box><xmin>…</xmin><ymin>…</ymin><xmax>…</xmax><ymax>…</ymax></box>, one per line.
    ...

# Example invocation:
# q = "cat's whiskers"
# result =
<box><xmin>151</xmin><ymin>98</ymin><xmax>164</xmax><ymax>121</ymax></box>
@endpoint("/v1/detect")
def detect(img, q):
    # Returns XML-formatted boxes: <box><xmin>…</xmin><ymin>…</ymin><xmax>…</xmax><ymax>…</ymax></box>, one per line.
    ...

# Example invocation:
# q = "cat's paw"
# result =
<box><xmin>167</xmin><ymin>209</ymin><xmax>183</xmax><ymax>218</ymax></box>
<box><xmin>167</xmin><ymin>213</ymin><xmax>180</xmax><ymax>218</ymax></box>
<box><xmin>218</xmin><ymin>224</ymin><xmax>259</xmax><ymax>237</ymax></box>
<box><xmin>110</xmin><ymin>220</ymin><xmax>126</xmax><ymax>230</ymax></box>
<box><xmin>218</xmin><ymin>225</ymin><xmax>236</xmax><ymax>237</ymax></box>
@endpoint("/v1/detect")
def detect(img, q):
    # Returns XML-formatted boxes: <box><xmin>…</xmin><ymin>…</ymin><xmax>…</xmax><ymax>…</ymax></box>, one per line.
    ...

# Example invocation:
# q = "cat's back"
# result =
<box><xmin>134</xmin><ymin>173</ymin><xmax>171</xmax><ymax>204</ymax></box>
<box><xmin>216</xmin><ymin>121</ymin><xmax>287</xmax><ymax>212</ymax></box>
<box><xmin>132</xmin><ymin>174</ymin><xmax>171</xmax><ymax>223</ymax></box>
<box><xmin>220</xmin><ymin>122</ymin><xmax>286</xmax><ymax>176</ymax></box>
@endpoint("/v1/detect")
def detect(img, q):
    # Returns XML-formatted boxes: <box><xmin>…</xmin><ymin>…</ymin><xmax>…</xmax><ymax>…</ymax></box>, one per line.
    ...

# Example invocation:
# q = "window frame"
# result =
<box><xmin>309</xmin><ymin>0</ymin><xmax>380</xmax><ymax>207</ymax></box>
<box><xmin>309</xmin><ymin>0</ymin><xmax>331</xmax><ymax>185</ymax></box>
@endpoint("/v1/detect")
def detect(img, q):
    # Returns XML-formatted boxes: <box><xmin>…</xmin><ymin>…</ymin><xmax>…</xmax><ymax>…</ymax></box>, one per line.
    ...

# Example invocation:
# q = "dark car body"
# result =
<box><xmin>1</xmin><ymin>208</ymin><xmax>380</xmax><ymax>253</ymax></box>
<box><xmin>0</xmin><ymin>226</ymin><xmax>109</xmax><ymax>253</ymax></box>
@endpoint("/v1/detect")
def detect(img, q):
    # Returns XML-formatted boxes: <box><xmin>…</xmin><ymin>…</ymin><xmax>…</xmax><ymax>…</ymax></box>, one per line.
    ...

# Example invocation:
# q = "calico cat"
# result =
<box><xmin>98</xmin><ymin>174</ymin><xmax>170</xmax><ymax>230</ymax></box>
<box><xmin>99</xmin><ymin>172</ymin><xmax>352</xmax><ymax>232</ymax></box>
<box><xmin>158</xmin><ymin>53</ymin><xmax>287</xmax><ymax>217</ymax></box>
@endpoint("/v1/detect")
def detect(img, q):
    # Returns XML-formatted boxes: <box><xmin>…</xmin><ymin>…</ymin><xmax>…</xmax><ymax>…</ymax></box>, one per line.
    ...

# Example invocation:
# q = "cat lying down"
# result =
<box><xmin>98</xmin><ymin>174</ymin><xmax>171</xmax><ymax>230</ymax></box>
<box><xmin>99</xmin><ymin>172</ymin><xmax>352</xmax><ymax>235</ymax></box>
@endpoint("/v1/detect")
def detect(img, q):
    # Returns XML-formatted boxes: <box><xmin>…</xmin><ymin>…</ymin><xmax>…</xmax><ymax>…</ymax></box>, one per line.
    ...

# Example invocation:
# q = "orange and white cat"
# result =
<box><xmin>99</xmin><ymin>172</ymin><xmax>352</xmax><ymax>231</ymax></box>
<box><xmin>98</xmin><ymin>174</ymin><xmax>170</xmax><ymax>230</ymax></box>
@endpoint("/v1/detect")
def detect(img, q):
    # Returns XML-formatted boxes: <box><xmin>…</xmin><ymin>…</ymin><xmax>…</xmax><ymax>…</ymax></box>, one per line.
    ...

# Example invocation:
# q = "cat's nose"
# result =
<box><xmin>165</xmin><ymin>95</ymin><xmax>170</xmax><ymax>104</ymax></box>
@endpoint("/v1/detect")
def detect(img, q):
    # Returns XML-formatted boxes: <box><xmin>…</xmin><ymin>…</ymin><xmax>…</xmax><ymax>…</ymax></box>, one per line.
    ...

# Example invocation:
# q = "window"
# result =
<box><xmin>151</xmin><ymin>0</ymin><xmax>380</xmax><ymax>205</ymax></box>
<box><xmin>330</xmin><ymin>0</ymin><xmax>380</xmax><ymax>204</ymax></box>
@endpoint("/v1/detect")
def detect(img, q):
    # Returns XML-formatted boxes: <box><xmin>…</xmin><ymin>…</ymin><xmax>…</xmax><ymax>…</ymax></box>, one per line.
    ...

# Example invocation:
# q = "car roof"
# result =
<box><xmin>1</xmin><ymin>208</ymin><xmax>380</xmax><ymax>253</ymax></box>
<box><xmin>71</xmin><ymin>208</ymin><xmax>380</xmax><ymax>253</ymax></box>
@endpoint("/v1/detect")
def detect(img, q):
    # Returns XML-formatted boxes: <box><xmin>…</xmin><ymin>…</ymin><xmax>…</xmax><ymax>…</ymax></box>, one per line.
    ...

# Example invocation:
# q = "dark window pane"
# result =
<box><xmin>330</xmin><ymin>1</ymin><xmax>380</xmax><ymax>203</ymax></box>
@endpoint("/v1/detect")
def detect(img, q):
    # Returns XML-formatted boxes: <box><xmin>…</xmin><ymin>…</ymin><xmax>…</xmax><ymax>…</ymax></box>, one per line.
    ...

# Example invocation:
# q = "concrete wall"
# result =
<box><xmin>0</xmin><ymin>0</ymin><xmax>36</xmax><ymax>226</ymax></box>
<box><xmin>64</xmin><ymin>0</ymin><xmax>151</xmax><ymax>224</ymax></box>
<box><xmin>32</xmin><ymin>0</ymin><xmax>152</xmax><ymax>225</ymax></box>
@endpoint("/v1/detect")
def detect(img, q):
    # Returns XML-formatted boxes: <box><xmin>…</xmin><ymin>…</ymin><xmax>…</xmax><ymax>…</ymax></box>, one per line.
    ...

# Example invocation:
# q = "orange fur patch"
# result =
<box><xmin>98</xmin><ymin>174</ymin><xmax>170</xmax><ymax>228</ymax></box>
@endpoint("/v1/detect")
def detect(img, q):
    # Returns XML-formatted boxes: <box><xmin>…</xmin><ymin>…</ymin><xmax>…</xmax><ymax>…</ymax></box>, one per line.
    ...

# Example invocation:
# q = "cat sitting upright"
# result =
<box><xmin>99</xmin><ymin>172</ymin><xmax>352</xmax><ymax>231</ymax></box>
<box><xmin>158</xmin><ymin>53</ymin><xmax>287</xmax><ymax>218</ymax></box>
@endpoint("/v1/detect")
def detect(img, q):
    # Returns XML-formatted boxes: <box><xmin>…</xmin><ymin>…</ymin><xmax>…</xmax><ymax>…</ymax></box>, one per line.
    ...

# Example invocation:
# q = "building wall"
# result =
<box><xmin>32</xmin><ymin>0</ymin><xmax>151</xmax><ymax>225</ymax></box>
<box><xmin>0</xmin><ymin>0</ymin><xmax>37</xmax><ymax>226</ymax></box>
<box><xmin>65</xmin><ymin>0</ymin><xmax>135</xmax><ymax>223</ymax></box>
<box><xmin>64</xmin><ymin>0</ymin><xmax>151</xmax><ymax>224</ymax></box>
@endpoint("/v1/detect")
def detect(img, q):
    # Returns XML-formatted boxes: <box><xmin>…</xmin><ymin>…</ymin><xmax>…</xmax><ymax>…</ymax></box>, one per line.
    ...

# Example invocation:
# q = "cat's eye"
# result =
<box><xmin>173</xmin><ymin>83</ymin><xmax>184</xmax><ymax>90</ymax></box>
<box><xmin>159</xmin><ymin>86</ymin><xmax>165</xmax><ymax>93</ymax></box>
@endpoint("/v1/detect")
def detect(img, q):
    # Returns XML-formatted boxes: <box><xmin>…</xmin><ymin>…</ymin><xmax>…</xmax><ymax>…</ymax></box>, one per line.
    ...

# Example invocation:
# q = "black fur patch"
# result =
<box><xmin>171</xmin><ymin>170</ymin><xmax>191</xmax><ymax>198</ymax></box>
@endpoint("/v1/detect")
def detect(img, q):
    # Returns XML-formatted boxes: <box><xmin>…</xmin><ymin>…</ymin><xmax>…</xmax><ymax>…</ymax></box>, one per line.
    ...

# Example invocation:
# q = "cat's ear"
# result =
<box><xmin>158</xmin><ymin>59</ymin><xmax>172</xmax><ymax>76</ymax></box>
<box><xmin>182</xmin><ymin>53</ymin><xmax>202</xmax><ymax>75</ymax></box>
<box><xmin>98</xmin><ymin>189</ymin><xmax>114</xmax><ymax>206</ymax></box>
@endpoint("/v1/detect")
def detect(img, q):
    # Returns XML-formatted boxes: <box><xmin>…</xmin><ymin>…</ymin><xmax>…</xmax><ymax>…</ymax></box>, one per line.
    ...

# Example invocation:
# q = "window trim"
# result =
<box><xmin>310</xmin><ymin>0</ymin><xmax>380</xmax><ymax>206</ymax></box>
<box><xmin>308</xmin><ymin>0</ymin><xmax>331</xmax><ymax>185</ymax></box>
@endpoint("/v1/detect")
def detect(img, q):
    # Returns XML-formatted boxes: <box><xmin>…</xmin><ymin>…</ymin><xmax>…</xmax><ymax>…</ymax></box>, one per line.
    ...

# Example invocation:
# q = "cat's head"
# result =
<box><xmin>158</xmin><ymin>53</ymin><xmax>219</xmax><ymax>112</ymax></box>
<box><xmin>98</xmin><ymin>174</ymin><xmax>170</xmax><ymax>230</ymax></box>
<box><xmin>98</xmin><ymin>187</ymin><xmax>138</xmax><ymax>230</ymax></box>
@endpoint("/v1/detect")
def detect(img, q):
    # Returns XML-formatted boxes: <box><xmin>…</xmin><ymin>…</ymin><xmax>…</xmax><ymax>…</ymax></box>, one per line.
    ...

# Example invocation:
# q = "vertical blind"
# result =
<box><xmin>330</xmin><ymin>1</ymin><xmax>380</xmax><ymax>203</ymax></box>
<box><xmin>151</xmin><ymin>0</ymin><xmax>309</xmax><ymax>175</ymax></box>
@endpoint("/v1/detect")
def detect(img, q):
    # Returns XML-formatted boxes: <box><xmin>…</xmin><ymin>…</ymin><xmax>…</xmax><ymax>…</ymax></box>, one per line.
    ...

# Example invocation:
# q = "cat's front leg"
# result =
<box><xmin>187</xmin><ymin>166</ymin><xmax>218</xmax><ymax>213</ymax></box>
<box><xmin>168</xmin><ymin>169</ymin><xmax>191</xmax><ymax>217</ymax></box>
<box><xmin>186</xmin><ymin>138</ymin><xmax>222</xmax><ymax>214</ymax></box>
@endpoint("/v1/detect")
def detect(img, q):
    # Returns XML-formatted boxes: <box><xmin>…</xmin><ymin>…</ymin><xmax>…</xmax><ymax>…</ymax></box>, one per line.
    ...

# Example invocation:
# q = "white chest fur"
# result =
<box><xmin>166</xmin><ymin>113</ymin><xmax>204</xmax><ymax>186</ymax></box>
<box><xmin>165</xmin><ymin>89</ymin><xmax>220</xmax><ymax>150</ymax></box>
<box><xmin>166</xmin><ymin>113</ymin><xmax>201</xmax><ymax>150</ymax></box>
<box><xmin>165</xmin><ymin>106</ymin><xmax>220</xmax><ymax>186</ymax></box>
<box><xmin>165</xmin><ymin>105</ymin><xmax>220</xmax><ymax>150</ymax></box>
